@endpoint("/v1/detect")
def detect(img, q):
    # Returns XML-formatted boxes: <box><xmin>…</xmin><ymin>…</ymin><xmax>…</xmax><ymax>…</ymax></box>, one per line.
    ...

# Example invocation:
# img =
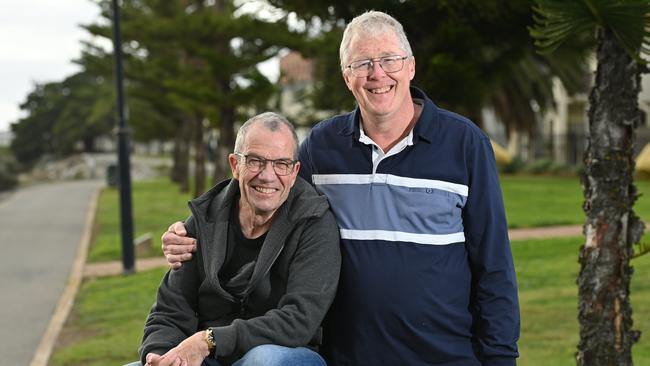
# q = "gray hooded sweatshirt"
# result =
<box><xmin>139</xmin><ymin>177</ymin><xmax>341</xmax><ymax>364</ymax></box>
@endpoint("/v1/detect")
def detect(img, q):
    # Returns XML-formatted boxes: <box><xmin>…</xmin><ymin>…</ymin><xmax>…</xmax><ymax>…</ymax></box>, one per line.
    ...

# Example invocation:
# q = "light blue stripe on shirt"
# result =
<box><xmin>313</xmin><ymin>174</ymin><xmax>469</xmax><ymax>196</ymax></box>
<box><xmin>313</xmin><ymin>174</ymin><xmax>467</xmax><ymax>244</ymax></box>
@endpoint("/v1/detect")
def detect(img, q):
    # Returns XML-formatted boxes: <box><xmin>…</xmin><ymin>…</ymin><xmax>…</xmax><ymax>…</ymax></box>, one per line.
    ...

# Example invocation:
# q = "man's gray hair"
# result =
<box><xmin>234</xmin><ymin>112</ymin><xmax>299</xmax><ymax>159</ymax></box>
<box><xmin>339</xmin><ymin>11</ymin><xmax>413</xmax><ymax>70</ymax></box>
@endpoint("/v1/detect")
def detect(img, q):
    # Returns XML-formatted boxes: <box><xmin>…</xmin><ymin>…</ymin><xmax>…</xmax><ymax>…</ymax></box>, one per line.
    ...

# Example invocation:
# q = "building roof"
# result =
<box><xmin>279</xmin><ymin>51</ymin><xmax>314</xmax><ymax>84</ymax></box>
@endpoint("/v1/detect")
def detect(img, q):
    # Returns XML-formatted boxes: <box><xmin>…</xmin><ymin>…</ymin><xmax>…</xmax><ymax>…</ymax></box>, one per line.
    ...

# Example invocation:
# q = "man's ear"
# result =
<box><xmin>409</xmin><ymin>56</ymin><xmax>416</xmax><ymax>81</ymax></box>
<box><xmin>228</xmin><ymin>154</ymin><xmax>240</xmax><ymax>179</ymax></box>
<box><xmin>343</xmin><ymin>70</ymin><xmax>354</xmax><ymax>91</ymax></box>
<box><xmin>288</xmin><ymin>161</ymin><xmax>301</xmax><ymax>188</ymax></box>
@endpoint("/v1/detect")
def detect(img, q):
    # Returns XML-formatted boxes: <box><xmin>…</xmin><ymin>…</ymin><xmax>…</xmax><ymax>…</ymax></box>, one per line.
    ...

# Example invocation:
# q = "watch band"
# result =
<box><xmin>204</xmin><ymin>328</ymin><xmax>216</xmax><ymax>353</ymax></box>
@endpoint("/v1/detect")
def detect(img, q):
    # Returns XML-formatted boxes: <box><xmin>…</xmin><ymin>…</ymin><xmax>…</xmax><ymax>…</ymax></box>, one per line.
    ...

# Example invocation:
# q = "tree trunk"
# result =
<box><xmin>213</xmin><ymin>81</ymin><xmax>235</xmax><ymax>183</ymax></box>
<box><xmin>171</xmin><ymin>119</ymin><xmax>190</xmax><ymax>193</ymax></box>
<box><xmin>82</xmin><ymin>136</ymin><xmax>95</xmax><ymax>152</ymax></box>
<box><xmin>171</xmin><ymin>130</ymin><xmax>183</xmax><ymax>183</ymax></box>
<box><xmin>193</xmin><ymin>116</ymin><xmax>206</xmax><ymax>198</ymax></box>
<box><xmin>577</xmin><ymin>28</ymin><xmax>644</xmax><ymax>366</ymax></box>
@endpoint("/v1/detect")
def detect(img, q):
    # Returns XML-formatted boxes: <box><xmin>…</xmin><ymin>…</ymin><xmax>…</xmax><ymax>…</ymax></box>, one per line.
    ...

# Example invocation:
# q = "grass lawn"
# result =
<box><xmin>49</xmin><ymin>175</ymin><xmax>650</xmax><ymax>365</ymax></box>
<box><xmin>51</xmin><ymin>235</ymin><xmax>650</xmax><ymax>366</ymax></box>
<box><xmin>88</xmin><ymin>179</ymin><xmax>192</xmax><ymax>262</ymax></box>
<box><xmin>50</xmin><ymin>267</ymin><xmax>166</xmax><ymax>366</ymax></box>
<box><xmin>501</xmin><ymin>174</ymin><xmax>650</xmax><ymax>228</ymax></box>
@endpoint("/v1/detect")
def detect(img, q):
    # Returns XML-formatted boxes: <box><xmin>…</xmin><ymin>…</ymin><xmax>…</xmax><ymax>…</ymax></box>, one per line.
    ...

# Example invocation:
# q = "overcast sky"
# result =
<box><xmin>0</xmin><ymin>0</ymin><xmax>285</xmax><ymax>134</ymax></box>
<box><xmin>0</xmin><ymin>0</ymin><xmax>101</xmax><ymax>132</ymax></box>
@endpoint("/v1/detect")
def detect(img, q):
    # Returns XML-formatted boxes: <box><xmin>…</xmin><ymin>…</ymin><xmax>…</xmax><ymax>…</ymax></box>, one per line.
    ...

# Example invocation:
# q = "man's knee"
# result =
<box><xmin>235</xmin><ymin>344</ymin><xmax>325</xmax><ymax>366</ymax></box>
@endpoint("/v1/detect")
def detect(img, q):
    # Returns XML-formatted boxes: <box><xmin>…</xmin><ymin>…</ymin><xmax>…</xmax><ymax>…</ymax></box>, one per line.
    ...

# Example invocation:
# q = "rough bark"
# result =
<box><xmin>577</xmin><ymin>29</ymin><xmax>644</xmax><ymax>366</ymax></box>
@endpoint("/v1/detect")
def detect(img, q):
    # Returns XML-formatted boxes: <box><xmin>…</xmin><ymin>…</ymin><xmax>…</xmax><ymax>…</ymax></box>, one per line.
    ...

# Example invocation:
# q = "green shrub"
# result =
<box><xmin>501</xmin><ymin>156</ymin><xmax>526</xmax><ymax>174</ymax></box>
<box><xmin>523</xmin><ymin>158</ymin><xmax>554</xmax><ymax>174</ymax></box>
<box><xmin>0</xmin><ymin>150</ymin><xmax>19</xmax><ymax>191</ymax></box>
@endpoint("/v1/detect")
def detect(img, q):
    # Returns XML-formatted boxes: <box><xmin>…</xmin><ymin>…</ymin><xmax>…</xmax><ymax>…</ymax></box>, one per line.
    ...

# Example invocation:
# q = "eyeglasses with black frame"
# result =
<box><xmin>234</xmin><ymin>153</ymin><xmax>297</xmax><ymax>176</ymax></box>
<box><xmin>346</xmin><ymin>55</ymin><xmax>410</xmax><ymax>78</ymax></box>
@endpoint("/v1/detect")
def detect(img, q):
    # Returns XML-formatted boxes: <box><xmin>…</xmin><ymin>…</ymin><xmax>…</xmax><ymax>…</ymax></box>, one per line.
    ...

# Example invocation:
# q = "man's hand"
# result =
<box><xmin>144</xmin><ymin>353</ymin><xmax>183</xmax><ymax>366</ymax></box>
<box><xmin>162</xmin><ymin>221</ymin><xmax>196</xmax><ymax>269</ymax></box>
<box><xmin>144</xmin><ymin>332</ymin><xmax>210</xmax><ymax>366</ymax></box>
<box><xmin>144</xmin><ymin>353</ymin><xmax>163</xmax><ymax>366</ymax></box>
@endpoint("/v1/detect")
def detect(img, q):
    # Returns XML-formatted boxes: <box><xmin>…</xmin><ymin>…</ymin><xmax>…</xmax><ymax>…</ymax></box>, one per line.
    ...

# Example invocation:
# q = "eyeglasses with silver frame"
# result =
<box><xmin>234</xmin><ymin>153</ymin><xmax>297</xmax><ymax>176</ymax></box>
<box><xmin>346</xmin><ymin>55</ymin><xmax>410</xmax><ymax>78</ymax></box>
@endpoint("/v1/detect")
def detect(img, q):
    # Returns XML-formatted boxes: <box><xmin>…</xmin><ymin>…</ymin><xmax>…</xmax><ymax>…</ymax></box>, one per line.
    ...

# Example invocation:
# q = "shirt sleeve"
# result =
<box><xmin>462</xmin><ymin>137</ymin><xmax>520</xmax><ymax>366</ymax></box>
<box><xmin>298</xmin><ymin>132</ymin><xmax>315</xmax><ymax>183</ymax></box>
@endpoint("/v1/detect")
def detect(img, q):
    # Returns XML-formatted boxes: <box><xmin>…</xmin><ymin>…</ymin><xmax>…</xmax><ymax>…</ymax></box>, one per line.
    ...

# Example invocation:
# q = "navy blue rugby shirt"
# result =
<box><xmin>298</xmin><ymin>87</ymin><xmax>520</xmax><ymax>366</ymax></box>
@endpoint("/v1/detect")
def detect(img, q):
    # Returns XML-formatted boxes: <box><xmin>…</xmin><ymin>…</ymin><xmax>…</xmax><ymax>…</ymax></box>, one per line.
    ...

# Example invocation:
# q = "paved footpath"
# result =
<box><xmin>0</xmin><ymin>180</ymin><xmax>102</xmax><ymax>366</ymax></box>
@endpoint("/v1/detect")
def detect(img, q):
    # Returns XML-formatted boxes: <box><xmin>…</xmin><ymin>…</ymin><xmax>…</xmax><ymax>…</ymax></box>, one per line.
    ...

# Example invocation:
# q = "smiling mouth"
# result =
<box><xmin>253</xmin><ymin>186</ymin><xmax>277</xmax><ymax>194</ymax></box>
<box><xmin>368</xmin><ymin>85</ymin><xmax>393</xmax><ymax>94</ymax></box>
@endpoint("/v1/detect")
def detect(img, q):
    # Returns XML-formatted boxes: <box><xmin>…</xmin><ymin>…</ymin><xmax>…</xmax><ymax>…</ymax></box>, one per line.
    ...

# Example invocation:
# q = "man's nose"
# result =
<box><xmin>257</xmin><ymin>160</ymin><xmax>276</xmax><ymax>178</ymax></box>
<box><xmin>368</xmin><ymin>61</ymin><xmax>387</xmax><ymax>78</ymax></box>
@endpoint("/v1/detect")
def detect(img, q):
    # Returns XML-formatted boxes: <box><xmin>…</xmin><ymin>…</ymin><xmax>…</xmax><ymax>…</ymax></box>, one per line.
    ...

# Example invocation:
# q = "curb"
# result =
<box><xmin>29</xmin><ymin>186</ymin><xmax>100</xmax><ymax>366</ymax></box>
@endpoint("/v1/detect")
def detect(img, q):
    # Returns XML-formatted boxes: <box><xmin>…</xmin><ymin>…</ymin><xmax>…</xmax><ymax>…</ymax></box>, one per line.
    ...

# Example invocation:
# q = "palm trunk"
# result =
<box><xmin>577</xmin><ymin>28</ymin><xmax>643</xmax><ymax>366</ymax></box>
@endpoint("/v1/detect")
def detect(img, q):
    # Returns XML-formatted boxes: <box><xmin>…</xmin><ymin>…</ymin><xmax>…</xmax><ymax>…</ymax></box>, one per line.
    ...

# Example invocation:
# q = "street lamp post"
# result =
<box><xmin>111</xmin><ymin>0</ymin><xmax>135</xmax><ymax>274</ymax></box>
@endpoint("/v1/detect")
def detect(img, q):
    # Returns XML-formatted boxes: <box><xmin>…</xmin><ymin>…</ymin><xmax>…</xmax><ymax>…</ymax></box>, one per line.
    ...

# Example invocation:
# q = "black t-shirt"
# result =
<box><xmin>218</xmin><ymin>198</ymin><xmax>266</xmax><ymax>298</ymax></box>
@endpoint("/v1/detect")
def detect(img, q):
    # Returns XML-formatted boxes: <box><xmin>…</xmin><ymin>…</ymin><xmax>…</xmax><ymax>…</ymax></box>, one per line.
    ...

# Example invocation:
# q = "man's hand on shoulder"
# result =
<box><xmin>161</xmin><ymin>221</ymin><xmax>196</xmax><ymax>269</ymax></box>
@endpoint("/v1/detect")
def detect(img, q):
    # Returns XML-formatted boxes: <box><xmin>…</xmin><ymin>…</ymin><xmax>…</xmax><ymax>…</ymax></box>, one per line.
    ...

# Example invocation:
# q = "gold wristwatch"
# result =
<box><xmin>204</xmin><ymin>328</ymin><xmax>216</xmax><ymax>353</ymax></box>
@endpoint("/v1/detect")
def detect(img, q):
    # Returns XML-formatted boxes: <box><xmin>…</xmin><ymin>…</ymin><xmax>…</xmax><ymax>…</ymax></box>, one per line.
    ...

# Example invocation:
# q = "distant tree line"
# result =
<box><xmin>10</xmin><ymin>0</ymin><xmax>590</xmax><ymax>197</ymax></box>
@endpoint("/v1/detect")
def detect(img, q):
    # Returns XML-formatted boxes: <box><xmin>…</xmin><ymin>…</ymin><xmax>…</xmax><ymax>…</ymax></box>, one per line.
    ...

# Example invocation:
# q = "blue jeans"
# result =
<box><xmin>125</xmin><ymin>344</ymin><xmax>326</xmax><ymax>366</ymax></box>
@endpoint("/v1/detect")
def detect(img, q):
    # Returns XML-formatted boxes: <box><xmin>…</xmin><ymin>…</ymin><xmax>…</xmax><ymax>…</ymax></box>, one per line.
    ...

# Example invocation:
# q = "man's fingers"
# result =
<box><xmin>161</xmin><ymin>231</ymin><xmax>191</xmax><ymax>246</ymax></box>
<box><xmin>163</xmin><ymin>241</ymin><xmax>196</xmax><ymax>255</ymax></box>
<box><xmin>161</xmin><ymin>222</ymin><xmax>195</xmax><ymax>268</ymax></box>
<box><xmin>156</xmin><ymin>354</ymin><xmax>175</xmax><ymax>366</ymax></box>
<box><xmin>145</xmin><ymin>353</ymin><xmax>161</xmax><ymax>366</ymax></box>
<box><xmin>166</xmin><ymin>253</ymin><xmax>193</xmax><ymax>265</ymax></box>
<box><xmin>162</xmin><ymin>232</ymin><xmax>196</xmax><ymax>251</ymax></box>
<box><xmin>169</xmin><ymin>221</ymin><xmax>187</xmax><ymax>236</ymax></box>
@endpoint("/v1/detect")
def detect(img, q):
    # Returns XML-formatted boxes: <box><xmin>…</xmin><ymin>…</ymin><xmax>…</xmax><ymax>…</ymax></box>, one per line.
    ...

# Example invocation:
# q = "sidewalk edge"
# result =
<box><xmin>29</xmin><ymin>185</ymin><xmax>101</xmax><ymax>366</ymax></box>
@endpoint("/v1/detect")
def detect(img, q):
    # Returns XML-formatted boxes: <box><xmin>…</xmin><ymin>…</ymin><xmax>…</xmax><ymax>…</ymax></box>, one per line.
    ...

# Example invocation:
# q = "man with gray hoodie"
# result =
<box><xmin>135</xmin><ymin>112</ymin><xmax>340</xmax><ymax>366</ymax></box>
